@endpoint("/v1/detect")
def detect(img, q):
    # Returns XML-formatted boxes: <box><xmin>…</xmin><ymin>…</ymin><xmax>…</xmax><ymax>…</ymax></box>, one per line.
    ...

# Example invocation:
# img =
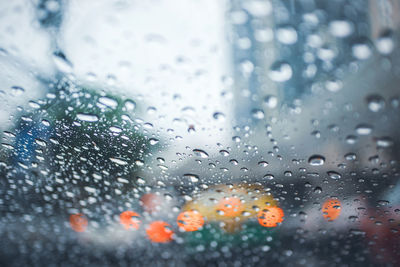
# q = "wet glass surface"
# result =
<box><xmin>1</xmin><ymin>0</ymin><xmax>400</xmax><ymax>266</ymax></box>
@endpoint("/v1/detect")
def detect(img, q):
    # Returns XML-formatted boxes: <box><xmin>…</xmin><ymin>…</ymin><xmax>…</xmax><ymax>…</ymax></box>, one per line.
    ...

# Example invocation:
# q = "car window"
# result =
<box><xmin>1</xmin><ymin>0</ymin><xmax>400</xmax><ymax>266</ymax></box>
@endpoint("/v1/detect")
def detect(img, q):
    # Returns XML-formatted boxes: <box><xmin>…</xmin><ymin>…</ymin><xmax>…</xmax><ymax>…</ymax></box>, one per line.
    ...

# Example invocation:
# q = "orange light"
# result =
<box><xmin>322</xmin><ymin>199</ymin><xmax>341</xmax><ymax>221</ymax></box>
<box><xmin>146</xmin><ymin>221</ymin><xmax>174</xmax><ymax>243</ymax></box>
<box><xmin>257</xmin><ymin>207</ymin><xmax>284</xmax><ymax>227</ymax></box>
<box><xmin>69</xmin><ymin>213</ymin><xmax>88</xmax><ymax>233</ymax></box>
<box><xmin>177</xmin><ymin>210</ymin><xmax>204</xmax><ymax>232</ymax></box>
<box><xmin>217</xmin><ymin>197</ymin><xmax>244</xmax><ymax>217</ymax></box>
<box><xmin>120</xmin><ymin>211</ymin><xmax>141</xmax><ymax>230</ymax></box>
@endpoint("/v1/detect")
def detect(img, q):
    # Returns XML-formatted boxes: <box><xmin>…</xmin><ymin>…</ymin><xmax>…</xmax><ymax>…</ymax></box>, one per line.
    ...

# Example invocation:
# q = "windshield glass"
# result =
<box><xmin>1</xmin><ymin>0</ymin><xmax>400</xmax><ymax>266</ymax></box>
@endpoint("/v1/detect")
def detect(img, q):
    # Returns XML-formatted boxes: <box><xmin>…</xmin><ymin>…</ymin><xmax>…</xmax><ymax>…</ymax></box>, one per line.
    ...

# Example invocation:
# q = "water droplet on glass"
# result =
<box><xmin>137</xmin><ymin>177</ymin><xmax>146</xmax><ymax>185</ymax></box>
<box><xmin>220</xmin><ymin>150</ymin><xmax>230</xmax><ymax>156</ymax></box>
<box><xmin>345</xmin><ymin>153</ymin><xmax>357</xmax><ymax>161</ymax></box>
<box><xmin>193</xmin><ymin>149</ymin><xmax>209</xmax><ymax>158</ymax></box>
<box><xmin>98</xmin><ymin>96</ymin><xmax>118</xmax><ymax>109</ymax></box>
<box><xmin>284</xmin><ymin>171</ymin><xmax>292</xmax><ymax>177</ymax></box>
<box><xmin>269</xmin><ymin>61</ymin><xmax>293</xmax><ymax>82</ymax></box>
<box><xmin>135</xmin><ymin>160</ymin><xmax>144</xmax><ymax>166</ymax></box>
<box><xmin>251</xmin><ymin>109</ymin><xmax>265</xmax><ymax>119</ymax></box>
<box><xmin>110</xmin><ymin>157</ymin><xmax>128</xmax><ymax>166</ymax></box>
<box><xmin>149</xmin><ymin>138</ymin><xmax>159</xmax><ymax>145</ymax></box>
<box><xmin>376</xmin><ymin>30</ymin><xmax>394</xmax><ymax>55</ymax></box>
<box><xmin>366</xmin><ymin>94</ymin><xmax>385</xmax><ymax>112</ymax></box>
<box><xmin>77</xmin><ymin>113</ymin><xmax>99</xmax><ymax>122</ymax></box>
<box><xmin>28</xmin><ymin>101</ymin><xmax>40</xmax><ymax>109</ymax></box>
<box><xmin>314</xmin><ymin>187</ymin><xmax>322</xmax><ymax>193</ymax></box>
<box><xmin>311</xmin><ymin>130</ymin><xmax>321</xmax><ymax>138</ymax></box>
<box><xmin>35</xmin><ymin>139</ymin><xmax>47</xmax><ymax>147</ymax></box>
<box><xmin>41</xmin><ymin>119</ymin><xmax>50</xmax><ymax>126</ymax></box>
<box><xmin>329</xmin><ymin>20</ymin><xmax>353</xmax><ymax>38</ymax></box>
<box><xmin>213</xmin><ymin>112</ymin><xmax>225</xmax><ymax>121</ymax></box>
<box><xmin>232</xmin><ymin>136</ymin><xmax>241</xmax><ymax>142</ymax></box>
<box><xmin>308</xmin><ymin>155</ymin><xmax>325</xmax><ymax>166</ymax></box>
<box><xmin>327</xmin><ymin>171</ymin><xmax>342</xmax><ymax>180</ymax></box>
<box><xmin>346</xmin><ymin>135</ymin><xmax>358</xmax><ymax>144</ymax></box>
<box><xmin>352</xmin><ymin>40</ymin><xmax>372</xmax><ymax>60</ymax></box>
<box><xmin>264</xmin><ymin>174</ymin><xmax>274</xmax><ymax>180</ymax></box>
<box><xmin>184</xmin><ymin>174</ymin><xmax>199</xmax><ymax>183</ymax></box>
<box><xmin>391</xmin><ymin>96</ymin><xmax>399</xmax><ymax>108</ymax></box>
<box><xmin>376</xmin><ymin>137</ymin><xmax>394</xmax><ymax>148</ymax></box>
<box><xmin>230</xmin><ymin>159</ymin><xmax>238</xmax><ymax>165</ymax></box>
<box><xmin>258</xmin><ymin>161</ymin><xmax>269</xmax><ymax>167</ymax></box>
<box><xmin>325</xmin><ymin>79</ymin><xmax>343</xmax><ymax>92</ymax></box>
<box><xmin>263</xmin><ymin>95</ymin><xmax>278</xmax><ymax>109</ymax></box>
<box><xmin>124</xmin><ymin>100</ymin><xmax>136</xmax><ymax>111</ymax></box>
<box><xmin>52</xmin><ymin>52</ymin><xmax>73</xmax><ymax>73</ymax></box>
<box><xmin>242</xmin><ymin>0</ymin><xmax>272</xmax><ymax>17</ymax></box>
<box><xmin>276</xmin><ymin>26</ymin><xmax>298</xmax><ymax>45</ymax></box>
<box><xmin>109</xmin><ymin>126</ymin><xmax>122</xmax><ymax>133</ymax></box>
<box><xmin>11</xmin><ymin>86</ymin><xmax>25</xmax><ymax>96</ymax></box>
<box><xmin>355</xmin><ymin>124</ymin><xmax>372</xmax><ymax>135</ymax></box>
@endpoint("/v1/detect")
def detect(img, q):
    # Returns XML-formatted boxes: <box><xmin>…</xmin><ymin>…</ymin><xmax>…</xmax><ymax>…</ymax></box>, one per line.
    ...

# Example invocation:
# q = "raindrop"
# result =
<box><xmin>230</xmin><ymin>159</ymin><xmax>238</xmax><ymax>165</ymax></box>
<box><xmin>110</xmin><ymin>158</ymin><xmax>128</xmax><ymax>166</ymax></box>
<box><xmin>213</xmin><ymin>112</ymin><xmax>225</xmax><ymax>121</ymax></box>
<box><xmin>77</xmin><ymin>113</ymin><xmax>99</xmax><ymax>122</ymax></box>
<box><xmin>124</xmin><ymin>100</ymin><xmax>136</xmax><ymax>111</ymax></box>
<box><xmin>391</xmin><ymin>96</ymin><xmax>399</xmax><ymax>108</ymax></box>
<box><xmin>109</xmin><ymin>126</ymin><xmax>122</xmax><ymax>133</ymax></box>
<box><xmin>346</xmin><ymin>135</ymin><xmax>358</xmax><ymax>144</ymax></box>
<box><xmin>276</xmin><ymin>26</ymin><xmax>298</xmax><ymax>45</ymax></box>
<box><xmin>28</xmin><ymin>101</ymin><xmax>40</xmax><ymax>109</ymax></box>
<box><xmin>314</xmin><ymin>187</ymin><xmax>322</xmax><ymax>193</ymax></box>
<box><xmin>352</xmin><ymin>40</ymin><xmax>372</xmax><ymax>60</ymax></box>
<box><xmin>158</xmin><ymin>164</ymin><xmax>168</xmax><ymax>170</ymax></box>
<box><xmin>284</xmin><ymin>171</ymin><xmax>292</xmax><ymax>177</ymax></box>
<box><xmin>242</xmin><ymin>0</ymin><xmax>272</xmax><ymax>17</ymax></box>
<box><xmin>366</xmin><ymin>94</ymin><xmax>385</xmax><ymax>112</ymax></box>
<box><xmin>184</xmin><ymin>174</ymin><xmax>199</xmax><ymax>183</ymax></box>
<box><xmin>325</xmin><ymin>79</ymin><xmax>343</xmax><ymax>92</ymax></box>
<box><xmin>345</xmin><ymin>153</ymin><xmax>357</xmax><ymax>161</ymax></box>
<box><xmin>258</xmin><ymin>161</ymin><xmax>269</xmax><ymax>167</ymax></box>
<box><xmin>327</xmin><ymin>171</ymin><xmax>342</xmax><ymax>180</ymax></box>
<box><xmin>41</xmin><ymin>120</ymin><xmax>50</xmax><ymax>126</ymax></box>
<box><xmin>11</xmin><ymin>86</ymin><xmax>25</xmax><ymax>96</ymax></box>
<box><xmin>35</xmin><ymin>139</ymin><xmax>47</xmax><ymax>147</ymax></box>
<box><xmin>135</xmin><ymin>160</ymin><xmax>144</xmax><ymax>166</ymax></box>
<box><xmin>98</xmin><ymin>96</ymin><xmax>118</xmax><ymax>109</ymax></box>
<box><xmin>269</xmin><ymin>61</ymin><xmax>293</xmax><ymax>82</ymax></box>
<box><xmin>376</xmin><ymin>137</ymin><xmax>394</xmax><ymax>148</ymax></box>
<box><xmin>355</xmin><ymin>124</ymin><xmax>372</xmax><ymax>135</ymax></box>
<box><xmin>251</xmin><ymin>109</ymin><xmax>265</xmax><ymax>119</ymax></box>
<box><xmin>263</xmin><ymin>95</ymin><xmax>278</xmax><ymax>109</ymax></box>
<box><xmin>369</xmin><ymin>155</ymin><xmax>379</xmax><ymax>163</ymax></box>
<box><xmin>308</xmin><ymin>155</ymin><xmax>325</xmax><ymax>166</ymax></box>
<box><xmin>377</xmin><ymin>200</ymin><xmax>390</xmax><ymax>206</ymax></box>
<box><xmin>52</xmin><ymin>52</ymin><xmax>73</xmax><ymax>73</ymax></box>
<box><xmin>193</xmin><ymin>149</ymin><xmax>209</xmax><ymax>158</ymax></box>
<box><xmin>264</xmin><ymin>174</ymin><xmax>274</xmax><ymax>180</ymax></box>
<box><xmin>2</xmin><ymin>143</ymin><xmax>14</xmax><ymax>150</ymax></box>
<box><xmin>376</xmin><ymin>30</ymin><xmax>394</xmax><ymax>55</ymax></box>
<box><xmin>149</xmin><ymin>138</ymin><xmax>159</xmax><ymax>145</ymax></box>
<box><xmin>329</xmin><ymin>20</ymin><xmax>353</xmax><ymax>38</ymax></box>
<box><xmin>219</xmin><ymin>150</ymin><xmax>230</xmax><ymax>156</ymax></box>
<box><xmin>311</xmin><ymin>130</ymin><xmax>321</xmax><ymax>138</ymax></box>
<box><xmin>137</xmin><ymin>177</ymin><xmax>146</xmax><ymax>185</ymax></box>
<box><xmin>232</xmin><ymin>136</ymin><xmax>241</xmax><ymax>142</ymax></box>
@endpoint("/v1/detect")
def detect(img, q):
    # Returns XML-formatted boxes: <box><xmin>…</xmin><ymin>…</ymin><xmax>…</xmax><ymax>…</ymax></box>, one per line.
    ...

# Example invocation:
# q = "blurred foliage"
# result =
<box><xmin>1</xmin><ymin>79</ymin><xmax>154</xmax><ymax>214</ymax></box>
